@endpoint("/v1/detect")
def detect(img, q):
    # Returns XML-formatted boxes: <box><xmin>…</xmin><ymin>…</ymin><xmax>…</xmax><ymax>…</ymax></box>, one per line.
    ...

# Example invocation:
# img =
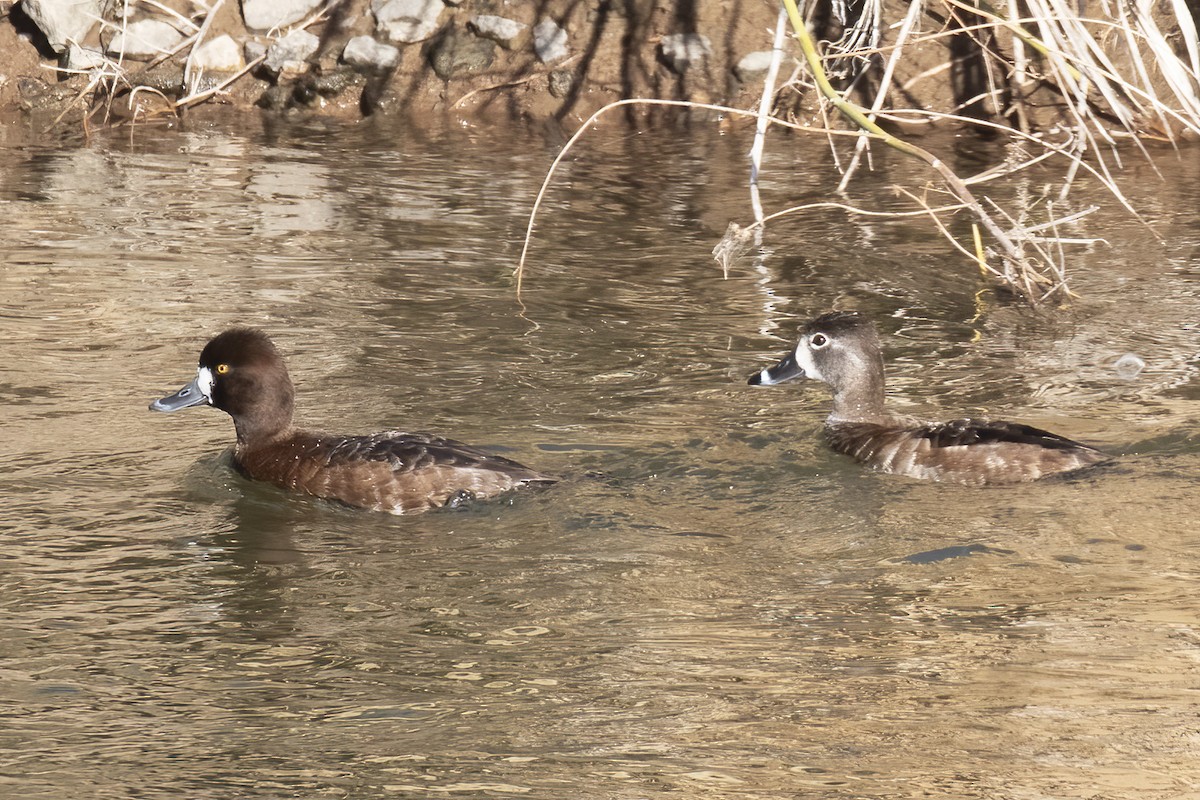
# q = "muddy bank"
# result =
<box><xmin>4</xmin><ymin>0</ymin><xmax>791</xmax><ymax>128</ymax></box>
<box><xmin>2</xmin><ymin>0</ymin><xmax>1197</xmax><ymax>135</ymax></box>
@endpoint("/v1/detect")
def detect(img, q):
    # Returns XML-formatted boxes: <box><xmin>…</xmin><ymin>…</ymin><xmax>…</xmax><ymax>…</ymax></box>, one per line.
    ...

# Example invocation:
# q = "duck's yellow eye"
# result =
<box><xmin>216</xmin><ymin>364</ymin><xmax>230</xmax><ymax>375</ymax></box>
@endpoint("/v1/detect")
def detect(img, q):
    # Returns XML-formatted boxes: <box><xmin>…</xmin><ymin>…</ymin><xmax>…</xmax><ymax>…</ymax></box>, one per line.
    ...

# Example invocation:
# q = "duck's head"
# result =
<box><xmin>151</xmin><ymin>328</ymin><xmax>295</xmax><ymax>443</ymax></box>
<box><xmin>748</xmin><ymin>311</ymin><xmax>887</xmax><ymax>420</ymax></box>
<box><xmin>748</xmin><ymin>312</ymin><xmax>878</xmax><ymax>386</ymax></box>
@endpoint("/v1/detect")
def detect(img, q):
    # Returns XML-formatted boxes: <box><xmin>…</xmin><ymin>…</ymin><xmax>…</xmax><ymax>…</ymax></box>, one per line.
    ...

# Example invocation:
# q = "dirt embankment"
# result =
<box><xmin>1</xmin><ymin>0</ymin><xmax>795</xmax><ymax>128</ymax></box>
<box><xmin>1</xmin><ymin>0</ymin><xmax>1195</xmax><ymax>136</ymax></box>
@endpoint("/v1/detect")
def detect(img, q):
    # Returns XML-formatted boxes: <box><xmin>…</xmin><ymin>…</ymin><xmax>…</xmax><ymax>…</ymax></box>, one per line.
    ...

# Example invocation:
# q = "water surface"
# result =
<box><xmin>1</xmin><ymin>118</ymin><xmax>1197</xmax><ymax>799</ymax></box>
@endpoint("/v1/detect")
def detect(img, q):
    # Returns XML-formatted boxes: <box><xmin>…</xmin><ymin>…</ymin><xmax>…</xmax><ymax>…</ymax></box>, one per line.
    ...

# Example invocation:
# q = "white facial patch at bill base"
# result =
<box><xmin>196</xmin><ymin>366</ymin><xmax>215</xmax><ymax>404</ymax></box>
<box><xmin>796</xmin><ymin>338</ymin><xmax>824</xmax><ymax>381</ymax></box>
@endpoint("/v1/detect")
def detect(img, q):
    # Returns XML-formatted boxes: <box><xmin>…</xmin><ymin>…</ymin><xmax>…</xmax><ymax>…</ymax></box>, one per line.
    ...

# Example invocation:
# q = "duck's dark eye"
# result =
<box><xmin>810</xmin><ymin>333</ymin><xmax>829</xmax><ymax>348</ymax></box>
<box><xmin>216</xmin><ymin>364</ymin><xmax>230</xmax><ymax>375</ymax></box>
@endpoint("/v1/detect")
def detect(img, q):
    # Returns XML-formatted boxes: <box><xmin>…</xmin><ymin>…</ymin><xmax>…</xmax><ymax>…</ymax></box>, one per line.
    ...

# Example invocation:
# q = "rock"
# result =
<box><xmin>734</xmin><ymin>50</ymin><xmax>776</xmax><ymax>82</ymax></box>
<box><xmin>548</xmin><ymin>69</ymin><xmax>572</xmax><ymax>98</ymax></box>
<box><xmin>257</xmin><ymin>83</ymin><xmax>290</xmax><ymax>109</ymax></box>
<box><xmin>244</xmin><ymin>40</ymin><xmax>267</xmax><ymax>63</ymax></box>
<box><xmin>468</xmin><ymin>15</ymin><xmax>527</xmax><ymax>50</ymax></box>
<box><xmin>242</xmin><ymin>0</ymin><xmax>323</xmax><ymax>32</ymax></box>
<box><xmin>192</xmin><ymin>34</ymin><xmax>244</xmax><ymax>72</ymax></box>
<box><xmin>308</xmin><ymin>68</ymin><xmax>358</xmax><ymax>96</ymax></box>
<box><xmin>533</xmin><ymin>19</ymin><xmax>568</xmax><ymax>63</ymax></box>
<box><xmin>106</xmin><ymin>19</ymin><xmax>185</xmax><ymax>60</ymax></box>
<box><xmin>289</xmin><ymin>68</ymin><xmax>360</xmax><ymax>106</ymax></box>
<box><xmin>660</xmin><ymin>32</ymin><xmax>712</xmax><ymax>74</ymax></box>
<box><xmin>126</xmin><ymin>64</ymin><xmax>186</xmax><ymax>93</ymax></box>
<box><xmin>264</xmin><ymin>28</ymin><xmax>320</xmax><ymax>74</ymax></box>
<box><xmin>63</xmin><ymin>44</ymin><xmax>108</xmax><ymax>72</ymax></box>
<box><xmin>341</xmin><ymin>35</ymin><xmax>400</xmax><ymax>72</ymax></box>
<box><xmin>429</xmin><ymin>29</ymin><xmax>494</xmax><ymax>80</ymax></box>
<box><xmin>21</xmin><ymin>0</ymin><xmax>103</xmax><ymax>54</ymax></box>
<box><xmin>17</xmin><ymin>76</ymin><xmax>82</xmax><ymax>110</ymax></box>
<box><xmin>373</xmin><ymin>0</ymin><xmax>443</xmax><ymax>43</ymax></box>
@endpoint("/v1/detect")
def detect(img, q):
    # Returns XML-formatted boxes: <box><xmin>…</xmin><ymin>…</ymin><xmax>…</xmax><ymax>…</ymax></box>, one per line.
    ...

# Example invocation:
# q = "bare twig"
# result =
<box><xmin>749</xmin><ymin>6</ymin><xmax>790</xmax><ymax>225</ymax></box>
<box><xmin>451</xmin><ymin>55</ymin><xmax>580</xmax><ymax>109</ymax></box>
<box><xmin>514</xmin><ymin>97</ymin><xmax>874</xmax><ymax>294</ymax></box>
<box><xmin>183</xmin><ymin>0</ymin><xmax>225</xmax><ymax>94</ymax></box>
<box><xmin>838</xmin><ymin>0</ymin><xmax>922</xmax><ymax>191</ymax></box>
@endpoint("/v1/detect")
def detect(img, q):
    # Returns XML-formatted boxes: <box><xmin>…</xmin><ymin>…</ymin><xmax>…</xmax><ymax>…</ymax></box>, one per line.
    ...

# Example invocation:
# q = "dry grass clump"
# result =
<box><xmin>521</xmin><ymin>1</ymin><xmax>1200</xmax><ymax>306</ymax></box>
<box><xmin>762</xmin><ymin>0</ymin><xmax>1200</xmax><ymax>303</ymax></box>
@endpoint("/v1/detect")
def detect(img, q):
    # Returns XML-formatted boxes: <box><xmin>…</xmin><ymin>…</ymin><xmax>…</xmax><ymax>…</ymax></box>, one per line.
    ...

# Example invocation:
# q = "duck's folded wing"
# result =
<box><xmin>825</xmin><ymin>419</ymin><xmax>1107</xmax><ymax>484</ymax></box>
<box><xmin>325</xmin><ymin>431</ymin><xmax>555</xmax><ymax>483</ymax></box>
<box><xmin>249</xmin><ymin>432</ymin><xmax>552</xmax><ymax>513</ymax></box>
<box><xmin>913</xmin><ymin>418</ymin><xmax>1104</xmax><ymax>452</ymax></box>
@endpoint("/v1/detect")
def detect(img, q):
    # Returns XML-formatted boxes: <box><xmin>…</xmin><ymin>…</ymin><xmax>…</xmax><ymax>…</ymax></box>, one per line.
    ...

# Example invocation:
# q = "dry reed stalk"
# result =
<box><xmin>183</xmin><ymin>0</ymin><xmax>226</xmax><ymax>95</ymax></box>
<box><xmin>780</xmin><ymin>0</ymin><xmax>1059</xmax><ymax>299</ymax></box>
<box><xmin>786</xmin><ymin>0</ymin><xmax>1200</xmax><ymax>301</ymax></box>
<box><xmin>514</xmin><ymin>97</ymin><xmax>893</xmax><ymax>294</ymax></box>
<box><xmin>749</xmin><ymin>6</ymin><xmax>790</xmax><ymax>226</ymax></box>
<box><xmin>515</xmin><ymin>1</ymin><xmax>1198</xmax><ymax>306</ymax></box>
<box><xmin>875</xmin><ymin>108</ymin><xmax>1143</xmax><ymax>220</ymax></box>
<box><xmin>837</xmin><ymin>0</ymin><xmax>923</xmax><ymax>191</ymax></box>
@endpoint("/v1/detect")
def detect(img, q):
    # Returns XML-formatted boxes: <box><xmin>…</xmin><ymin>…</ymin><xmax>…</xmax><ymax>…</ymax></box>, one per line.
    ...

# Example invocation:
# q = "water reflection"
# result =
<box><xmin>0</xmin><ymin>119</ymin><xmax>1197</xmax><ymax>798</ymax></box>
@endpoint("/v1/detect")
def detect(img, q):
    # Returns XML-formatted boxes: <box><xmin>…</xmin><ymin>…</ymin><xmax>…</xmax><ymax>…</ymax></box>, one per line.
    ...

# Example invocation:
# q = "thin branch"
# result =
<box><xmin>513</xmin><ymin>97</ymin><xmax>875</xmax><ymax>294</ymax></box>
<box><xmin>749</xmin><ymin>6</ymin><xmax>789</xmax><ymax>225</ymax></box>
<box><xmin>183</xmin><ymin>0</ymin><xmax>225</xmax><ymax>94</ymax></box>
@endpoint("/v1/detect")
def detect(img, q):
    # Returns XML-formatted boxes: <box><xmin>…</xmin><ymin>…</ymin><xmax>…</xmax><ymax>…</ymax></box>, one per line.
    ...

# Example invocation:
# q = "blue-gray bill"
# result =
<box><xmin>748</xmin><ymin>350</ymin><xmax>804</xmax><ymax>386</ymax></box>
<box><xmin>150</xmin><ymin>376</ymin><xmax>208</xmax><ymax>412</ymax></box>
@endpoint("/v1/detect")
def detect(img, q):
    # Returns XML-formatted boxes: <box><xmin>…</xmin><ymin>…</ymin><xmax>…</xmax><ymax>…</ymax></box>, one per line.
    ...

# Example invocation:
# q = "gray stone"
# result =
<box><xmin>193</xmin><ymin>34</ymin><xmax>243</xmax><ymax>72</ymax></box>
<box><xmin>244</xmin><ymin>39</ymin><xmax>267</xmax><ymax>63</ymax></box>
<box><xmin>342</xmin><ymin>35</ymin><xmax>400</xmax><ymax>71</ymax></box>
<box><xmin>734</xmin><ymin>50</ymin><xmax>776</xmax><ymax>82</ymax></box>
<box><xmin>429</xmin><ymin>30</ymin><xmax>494</xmax><ymax>80</ymax></box>
<box><xmin>21</xmin><ymin>0</ymin><xmax>103</xmax><ymax>54</ymax></box>
<box><xmin>468</xmin><ymin>15</ymin><xmax>527</xmax><ymax>50</ymax></box>
<box><xmin>532</xmin><ymin>19</ymin><xmax>567</xmax><ymax>64</ymax></box>
<box><xmin>547</xmin><ymin>69</ymin><xmax>573</xmax><ymax>98</ymax></box>
<box><xmin>63</xmin><ymin>44</ymin><xmax>107</xmax><ymax>71</ymax></box>
<box><xmin>17</xmin><ymin>76</ymin><xmax>82</xmax><ymax>110</ymax></box>
<box><xmin>242</xmin><ymin>0</ymin><xmax>323</xmax><ymax>32</ymax></box>
<box><xmin>372</xmin><ymin>0</ymin><xmax>443</xmax><ymax>43</ymax></box>
<box><xmin>126</xmin><ymin>64</ymin><xmax>185</xmax><ymax>93</ymax></box>
<box><xmin>660</xmin><ymin>32</ymin><xmax>712</xmax><ymax>74</ymax></box>
<box><xmin>106</xmin><ymin>19</ymin><xmax>185</xmax><ymax>60</ymax></box>
<box><xmin>308</xmin><ymin>68</ymin><xmax>358</xmax><ymax>97</ymax></box>
<box><xmin>264</xmin><ymin>28</ymin><xmax>320</xmax><ymax>74</ymax></box>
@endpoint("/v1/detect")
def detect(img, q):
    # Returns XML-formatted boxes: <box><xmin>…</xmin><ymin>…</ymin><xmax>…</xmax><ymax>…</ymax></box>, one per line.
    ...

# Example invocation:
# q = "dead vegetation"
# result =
<box><xmin>517</xmin><ymin>1</ymin><xmax>1200</xmax><ymax>305</ymax></box>
<box><xmin>14</xmin><ymin>0</ymin><xmax>1200</xmax><ymax>304</ymax></box>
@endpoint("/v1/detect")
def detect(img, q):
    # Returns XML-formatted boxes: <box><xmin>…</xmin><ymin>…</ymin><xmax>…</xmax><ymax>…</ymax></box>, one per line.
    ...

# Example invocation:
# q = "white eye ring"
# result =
<box><xmin>810</xmin><ymin>333</ymin><xmax>829</xmax><ymax>348</ymax></box>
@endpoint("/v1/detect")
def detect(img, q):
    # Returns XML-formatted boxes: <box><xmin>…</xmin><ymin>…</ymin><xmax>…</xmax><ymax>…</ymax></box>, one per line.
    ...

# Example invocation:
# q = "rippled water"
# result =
<box><xmin>1</xmin><ymin>117</ymin><xmax>1197</xmax><ymax>799</ymax></box>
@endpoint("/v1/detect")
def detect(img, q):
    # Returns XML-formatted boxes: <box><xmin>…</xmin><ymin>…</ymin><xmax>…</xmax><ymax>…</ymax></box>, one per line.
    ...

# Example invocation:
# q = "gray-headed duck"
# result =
<box><xmin>748</xmin><ymin>312</ymin><xmax>1108</xmax><ymax>485</ymax></box>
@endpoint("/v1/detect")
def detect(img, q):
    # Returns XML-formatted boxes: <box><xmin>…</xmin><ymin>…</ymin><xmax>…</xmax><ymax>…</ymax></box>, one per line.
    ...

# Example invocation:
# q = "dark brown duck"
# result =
<box><xmin>150</xmin><ymin>328</ymin><xmax>555</xmax><ymax>513</ymax></box>
<box><xmin>748</xmin><ymin>312</ymin><xmax>1109</xmax><ymax>485</ymax></box>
